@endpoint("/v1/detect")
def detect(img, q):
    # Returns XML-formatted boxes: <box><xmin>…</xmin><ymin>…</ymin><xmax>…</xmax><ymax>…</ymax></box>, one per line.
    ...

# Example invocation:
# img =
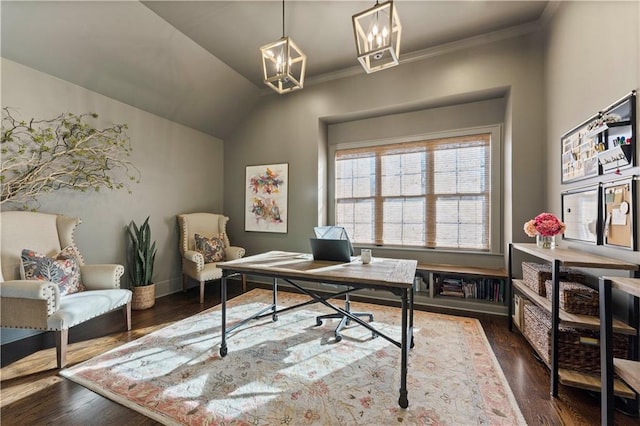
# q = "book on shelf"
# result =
<box><xmin>435</xmin><ymin>274</ymin><xmax>505</xmax><ymax>304</ymax></box>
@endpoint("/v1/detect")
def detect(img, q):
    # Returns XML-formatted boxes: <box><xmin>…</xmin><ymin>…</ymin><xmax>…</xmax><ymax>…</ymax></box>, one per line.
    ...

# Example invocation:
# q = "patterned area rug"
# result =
<box><xmin>60</xmin><ymin>289</ymin><xmax>525</xmax><ymax>425</ymax></box>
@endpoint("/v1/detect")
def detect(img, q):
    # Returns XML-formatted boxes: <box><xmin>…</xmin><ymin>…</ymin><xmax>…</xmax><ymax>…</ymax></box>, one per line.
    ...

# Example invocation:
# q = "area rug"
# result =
<box><xmin>60</xmin><ymin>289</ymin><xmax>525</xmax><ymax>425</ymax></box>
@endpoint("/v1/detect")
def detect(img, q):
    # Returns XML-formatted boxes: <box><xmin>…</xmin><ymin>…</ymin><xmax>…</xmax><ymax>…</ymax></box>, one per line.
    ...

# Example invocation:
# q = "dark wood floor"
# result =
<box><xmin>1</xmin><ymin>283</ymin><xmax>638</xmax><ymax>425</ymax></box>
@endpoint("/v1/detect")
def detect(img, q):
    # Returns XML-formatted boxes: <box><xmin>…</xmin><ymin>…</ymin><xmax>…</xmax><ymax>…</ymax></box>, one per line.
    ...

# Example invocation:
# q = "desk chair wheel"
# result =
<box><xmin>315</xmin><ymin>312</ymin><xmax>374</xmax><ymax>326</ymax></box>
<box><xmin>316</xmin><ymin>293</ymin><xmax>375</xmax><ymax>341</ymax></box>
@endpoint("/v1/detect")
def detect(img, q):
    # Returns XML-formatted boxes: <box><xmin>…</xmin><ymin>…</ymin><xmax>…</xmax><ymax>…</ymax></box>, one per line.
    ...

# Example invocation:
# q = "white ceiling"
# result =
<box><xmin>1</xmin><ymin>1</ymin><xmax>549</xmax><ymax>139</ymax></box>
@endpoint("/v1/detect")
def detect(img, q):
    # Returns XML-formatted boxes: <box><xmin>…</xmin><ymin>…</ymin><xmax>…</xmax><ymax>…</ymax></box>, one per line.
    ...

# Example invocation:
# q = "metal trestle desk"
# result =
<box><xmin>217</xmin><ymin>251</ymin><xmax>418</xmax><ymax>408</ymax></box>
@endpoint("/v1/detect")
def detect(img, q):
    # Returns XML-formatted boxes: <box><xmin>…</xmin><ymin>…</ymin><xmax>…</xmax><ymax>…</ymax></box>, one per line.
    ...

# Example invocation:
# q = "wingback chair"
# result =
<box><xmin>0</xmin><ymin>211</ymin><xmax>131</xmax><ymax>368</ymax></box>
<box><xmin>177</xmin><ymin>213</ymin><xmax>245</xmax><ymax>303</ymax></box>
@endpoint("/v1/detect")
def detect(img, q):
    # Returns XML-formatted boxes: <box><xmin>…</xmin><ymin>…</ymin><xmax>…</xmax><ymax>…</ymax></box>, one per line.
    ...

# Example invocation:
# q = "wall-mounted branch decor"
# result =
<box><xmin>1</xmin><ymin>107</ymin><xmax>140</xmax><ymax>209</ymax></box>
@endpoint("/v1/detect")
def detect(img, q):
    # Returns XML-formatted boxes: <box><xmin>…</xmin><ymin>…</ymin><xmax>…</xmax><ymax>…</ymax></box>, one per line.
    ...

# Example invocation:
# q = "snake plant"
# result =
<box><xmin>127</xmin><ymin>216</ymin><xmax>156</xmax><ymax>287</ymax></box>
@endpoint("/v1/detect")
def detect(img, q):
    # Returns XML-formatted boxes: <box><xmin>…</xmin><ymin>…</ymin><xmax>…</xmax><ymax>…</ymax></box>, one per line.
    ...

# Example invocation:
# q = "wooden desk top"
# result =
<box><xmin>218</xmin><ymin>251</ymin><xmax>418</xmax><ymax>289</ymax></box>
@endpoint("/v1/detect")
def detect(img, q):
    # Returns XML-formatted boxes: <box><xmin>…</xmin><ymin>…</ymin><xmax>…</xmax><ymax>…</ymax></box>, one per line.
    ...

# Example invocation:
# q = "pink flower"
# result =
<box><xmin>523</xmin><ymin>220</ymin><xmax>537</xmax><ymax>237</ymax></box>
<box><xmin>524</xmin><ymin>212</ymin><xmax>566</xmax><ymax>237</ymax></box>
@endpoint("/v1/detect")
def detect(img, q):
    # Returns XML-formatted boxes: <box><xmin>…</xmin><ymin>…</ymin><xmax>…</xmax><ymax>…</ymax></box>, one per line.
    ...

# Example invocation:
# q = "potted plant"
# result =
<box><xmin>127</xmin><ymin>216</ymin><xmax>157</xmax><ymax>310</ymax></box>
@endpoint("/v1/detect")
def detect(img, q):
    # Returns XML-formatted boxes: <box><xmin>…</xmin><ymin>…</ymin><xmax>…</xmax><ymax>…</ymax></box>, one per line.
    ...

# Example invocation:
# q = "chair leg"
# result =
<box><xmin>200</xmin><ymin>280</ymin><xmax>205</xmax><ymax>304</ymax></box>
<box><xmin>123</xmin><ymin>301</ymin><xmax>132</xmax><ymax>331</ymax></box>
<box><xmin>182</xmin><ymin>274</ymin><xmax>187</xmax><ymax>293</ymax></box>
<box><xmin>56</xmin><ymin>329</ymin><xmax>69</xmax><ymax>369</ymax></box>
<box><xmin>242</xmin><ymin>274</ymin><xmax>247</xmax><ymax>293</ymax></box>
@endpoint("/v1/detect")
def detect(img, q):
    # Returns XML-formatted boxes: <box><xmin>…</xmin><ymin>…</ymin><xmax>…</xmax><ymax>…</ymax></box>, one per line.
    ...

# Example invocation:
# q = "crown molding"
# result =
<box><xmin>399</xmin><ymin>20</ymin><xmax>543</xmax><ymax>67</ymax></box>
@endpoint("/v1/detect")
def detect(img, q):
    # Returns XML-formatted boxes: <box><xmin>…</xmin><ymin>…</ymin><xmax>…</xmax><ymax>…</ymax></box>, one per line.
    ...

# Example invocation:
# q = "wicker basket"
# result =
<box><xmin>544</xmin><ymin>280</ymin><xmax>599</xmax><ymax>316</ymax></box>
<box><xmin>523</xmin><ymin>304</ymin><xmax>627</xmax><ymax>374</ymax></box>
<box><xmin>521</xmin><ymin>262</ymin><xmax>586</xmax><ymax>297</ymax></box>
<box><xmin>132</xmin><ymin>283</ymin><xmax>156</xmax><ymax>310</ymax></box>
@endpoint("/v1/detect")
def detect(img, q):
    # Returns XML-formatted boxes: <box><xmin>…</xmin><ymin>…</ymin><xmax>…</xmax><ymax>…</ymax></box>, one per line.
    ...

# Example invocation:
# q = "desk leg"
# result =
<box><xmin>399</xmin><ymin>288</ymin><xmax>409</xmax><ymax>408</ymax></box>
<box><xmin>220</xmin><ymin>274</ymin><xmax>228</xmax><ymax>357</ymax></box>
<box><xmin>410</xmin><ymin>283</ymin><xmax>415</xmax><ymax>348</ymax></box>
<box><xmin>272</xmin><ymin>277</ymin><xmax>278</xmax><ymax>321</ymax></box>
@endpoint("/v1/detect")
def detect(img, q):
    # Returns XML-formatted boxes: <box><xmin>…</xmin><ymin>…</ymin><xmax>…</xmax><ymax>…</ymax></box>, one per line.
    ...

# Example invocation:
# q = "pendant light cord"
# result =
<box><xmin>282</xmin><ymin>0</ymin><xmax>285</xmax><ymax>38</ymax></box>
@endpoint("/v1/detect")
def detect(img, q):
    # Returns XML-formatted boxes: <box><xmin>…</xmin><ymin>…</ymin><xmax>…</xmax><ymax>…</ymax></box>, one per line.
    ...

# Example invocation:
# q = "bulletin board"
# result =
<box><xmin>562</xmin><ymin>186</ymin><xmax>600</xmax><ymax>244</ymax></box>
<box><xmin>602</xmin><ymin>178</ymin><xmax>636</xmax><ymax>250</ymax></box>
<box><xmin>560</xmin><ymin>121</ymin><xmax>600</xmax><ymax>183</ymax></box>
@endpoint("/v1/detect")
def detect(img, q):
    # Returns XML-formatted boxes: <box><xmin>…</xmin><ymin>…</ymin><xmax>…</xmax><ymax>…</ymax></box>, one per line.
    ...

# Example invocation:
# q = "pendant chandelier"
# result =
<box><xmin>352</xmin><ymin>0</ymin><xmax>402</xmax><ymax>74</ymax></box>
<box><xmin>260</xmin><ymin>0</ymin><xmax>307</xmax><ymax>94</ymax></box>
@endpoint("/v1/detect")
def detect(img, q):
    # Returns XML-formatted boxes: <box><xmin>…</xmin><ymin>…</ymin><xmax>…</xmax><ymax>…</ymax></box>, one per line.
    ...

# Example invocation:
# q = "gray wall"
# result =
<box><xmin>544</xmin><ymin>1</ymin><xmax>640</xmax><ymax>266</ymax></box>
<box><xmin>327</xmin><ymin>98</ymin><xmax>506</xmax><ymax>145</ymax></box>
<box><xmin>1</xmin><ymin>58</ymin><xmax>224</xmax><ymax>342</ymax></box>
<box><xmin>225</xmin><ymin>33</ymin><xmax>545</xmax><ymax>270</ymax></box>
<box><xmin>1</xmin><ymin>58</ymin><xmax>225</xmax><ymax>292</ymax></box>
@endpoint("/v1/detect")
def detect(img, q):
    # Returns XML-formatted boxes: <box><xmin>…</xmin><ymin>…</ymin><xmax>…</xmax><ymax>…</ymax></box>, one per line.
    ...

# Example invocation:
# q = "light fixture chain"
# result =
<box><xmin>282</xmin><ymin>0</ymin><xmax>285</xmax><ymax>38</ymax></box>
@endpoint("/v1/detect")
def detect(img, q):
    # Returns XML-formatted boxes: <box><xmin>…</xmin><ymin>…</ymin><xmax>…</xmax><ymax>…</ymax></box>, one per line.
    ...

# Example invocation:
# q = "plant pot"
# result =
<box><xmin>131</xmin><ymin>283</ymin><xmax>155</xmax><ymax>310</ymax></box>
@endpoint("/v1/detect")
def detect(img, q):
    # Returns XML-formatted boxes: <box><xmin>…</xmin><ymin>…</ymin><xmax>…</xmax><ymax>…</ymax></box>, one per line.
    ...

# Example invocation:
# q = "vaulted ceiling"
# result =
<box><xmin>1</xmin><ymin>1</ymin><xmax>549</xmax><ymax>139</ymax></box>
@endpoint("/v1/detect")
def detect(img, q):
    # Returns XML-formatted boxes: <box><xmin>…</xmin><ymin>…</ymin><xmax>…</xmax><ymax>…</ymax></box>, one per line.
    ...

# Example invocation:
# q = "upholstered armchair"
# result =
<box><xmin>0</xmin><ymin>211</ymin><xmax>131</xmax><ymax>368</ymax></box>
<box><xmin>177</xmin><ymin>213</ymin><xmax>246</xmax><ymax>304</ymax></box>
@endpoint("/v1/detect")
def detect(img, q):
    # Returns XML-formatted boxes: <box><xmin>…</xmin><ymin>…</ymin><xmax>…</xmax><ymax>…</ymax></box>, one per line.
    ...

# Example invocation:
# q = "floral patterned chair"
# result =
<box><xmin>177</xmin><ymin>213</ymin><xmax>246</xmax><ymax>304</ymax></box>
<box><xmin>0</xmin><ymin>211</ymin><xmax>131</xmax><ymax>368</ymax></box>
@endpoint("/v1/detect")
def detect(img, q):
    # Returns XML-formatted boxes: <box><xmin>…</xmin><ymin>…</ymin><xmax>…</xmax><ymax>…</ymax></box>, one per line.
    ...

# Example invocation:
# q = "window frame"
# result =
<box><xmin>328</xmin><ymin>124</ymin><xmax>503</xmax><ymax>254</ymax></box>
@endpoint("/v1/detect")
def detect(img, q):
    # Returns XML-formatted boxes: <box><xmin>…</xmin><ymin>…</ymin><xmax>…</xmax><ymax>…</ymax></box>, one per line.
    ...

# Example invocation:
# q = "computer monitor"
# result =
<box><xmin>313</xmin><ymin>226</ymin><xmax>354</xmax><ymax>255</ymax></box>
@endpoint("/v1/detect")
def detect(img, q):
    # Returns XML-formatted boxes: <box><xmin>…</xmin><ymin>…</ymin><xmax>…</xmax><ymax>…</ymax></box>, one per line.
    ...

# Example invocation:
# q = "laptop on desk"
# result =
<box><xmin>309</xmin><ymin>238</ymin><xmax>352</xmax><ymax>263</ymax></box>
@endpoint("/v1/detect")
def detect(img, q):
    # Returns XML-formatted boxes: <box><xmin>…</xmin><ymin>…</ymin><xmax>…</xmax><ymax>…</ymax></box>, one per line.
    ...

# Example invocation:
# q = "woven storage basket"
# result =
<box><xmin>521</xmin><ymin>262</ymin><xmax>586</xmax><ymax>297</ymax></box>
<box><xmin>132</xmin><ymin>283</ymin><xmax>156</xmax><ymax>310</ymax></box>
<box><xmin>544</xmin><ymin>280</ymin><xmax>599</xmax><ymax>316</ymax></box>
<box><xmin>523</xmin><ymin>304</ymin><xmax>628</xmax><ymax>374</ymax></box>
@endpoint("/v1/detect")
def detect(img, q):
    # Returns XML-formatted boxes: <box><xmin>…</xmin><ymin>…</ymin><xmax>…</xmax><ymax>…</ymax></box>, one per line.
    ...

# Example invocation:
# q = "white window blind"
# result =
<box><xmin>335</xmin><ymin>133</ymin><xmax>491</xmax><ymax>250</ymax></box>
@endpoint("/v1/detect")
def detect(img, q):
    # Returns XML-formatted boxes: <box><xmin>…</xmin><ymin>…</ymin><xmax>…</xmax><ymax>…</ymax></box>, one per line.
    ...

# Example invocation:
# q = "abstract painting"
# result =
<box><xmin>245</xmin><ymin>163</ymin><xmax>288</xmax><ymax>233</ymax></box>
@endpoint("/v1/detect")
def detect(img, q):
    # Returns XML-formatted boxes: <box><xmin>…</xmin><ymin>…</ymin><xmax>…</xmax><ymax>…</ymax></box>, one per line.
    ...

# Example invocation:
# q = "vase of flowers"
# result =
<box><xmin>536</xmin><ymin>234</ymin><xmax>556</xmax><ymax>249</ymax></box>
<box><xmin>524</xmin><ymin>212</ymin><xmax>566</xmax><ymax>249</ymax></box>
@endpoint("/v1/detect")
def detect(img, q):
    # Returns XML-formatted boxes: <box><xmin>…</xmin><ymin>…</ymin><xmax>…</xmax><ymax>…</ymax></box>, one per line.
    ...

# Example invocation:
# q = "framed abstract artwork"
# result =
<box><xmin>245</xmin><ymin>163</ymin><xmax>288</xmax><ymax>233</ymax></box>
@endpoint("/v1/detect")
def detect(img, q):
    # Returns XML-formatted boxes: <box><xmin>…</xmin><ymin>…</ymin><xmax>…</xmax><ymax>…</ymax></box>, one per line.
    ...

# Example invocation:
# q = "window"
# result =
<box><xmin>335</xmin><ymin>131</ymin><xmax>496</xmax><ymax>251</ymax></box>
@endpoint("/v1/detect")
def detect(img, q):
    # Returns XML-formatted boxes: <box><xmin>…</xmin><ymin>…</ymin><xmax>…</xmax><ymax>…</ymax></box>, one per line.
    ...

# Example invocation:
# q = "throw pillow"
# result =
<box><xmin>194</xmin><ymin>233</ymin><xmax>225</xmax><ymax>263</ymax></box>
<box><xmin>21</xmin><ymin>246</ymin><xmax>86</xmax><ymax>296</ymax></box>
